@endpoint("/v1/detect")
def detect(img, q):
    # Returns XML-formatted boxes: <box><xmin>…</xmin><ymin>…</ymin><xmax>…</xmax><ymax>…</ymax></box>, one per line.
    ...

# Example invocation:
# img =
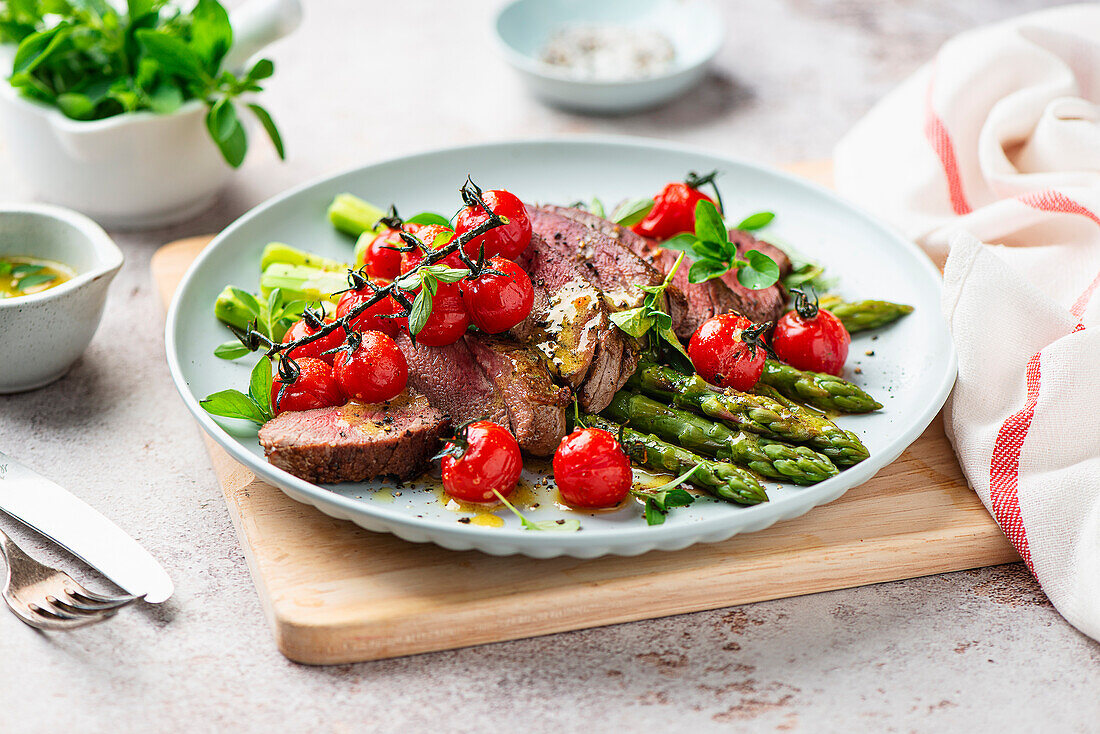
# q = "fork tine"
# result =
<box><xmin>15</xmin><ymin>604</ymin><xmax>110</xmax><ymax>630</ymax></box>
<box><xmin>29</xmin><ymin>600</ymin><xmax>102</xmax><ymax>621</ymax></box>
<box><xmin>63</xmin><ymin>588</ymin><xmax>140</xmax><ymax>612</ymax></box>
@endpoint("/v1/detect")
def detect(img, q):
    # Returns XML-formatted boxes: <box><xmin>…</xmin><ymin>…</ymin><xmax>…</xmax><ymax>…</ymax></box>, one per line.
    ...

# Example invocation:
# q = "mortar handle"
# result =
<box><xmin>223</xmin><ymin>0</ymin><xmax>303</xmax><ymax>72</ymax></box>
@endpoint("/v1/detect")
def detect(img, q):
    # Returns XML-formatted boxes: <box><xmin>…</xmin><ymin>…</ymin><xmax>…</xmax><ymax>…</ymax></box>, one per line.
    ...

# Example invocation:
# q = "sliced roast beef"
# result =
<box><xmin>465</xmin><ymin>334</ymin><xmax>570</xmax><ymax>456</ymax></box>
<box><xmin>396</xmin><ymin>333</ymin><xmax>510</xmax><ymax>428</ymax></box>
<box><xmin>511</xmin><ymin>232</ymin><xmax>634</xmax><ymax>412</ymax></box>
<box><xmin>536</xmin><ymin>204</ymin><xmax>689</xmax><ymax>326</ymax></box>
<box><xmin>258</xmin><ymin>392</ymin><xmax>449</xmax><ymax>483</ymax></box>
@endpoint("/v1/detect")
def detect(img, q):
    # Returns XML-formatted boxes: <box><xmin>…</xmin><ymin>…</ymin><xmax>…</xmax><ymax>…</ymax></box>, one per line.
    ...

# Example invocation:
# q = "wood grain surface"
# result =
<box><xmin>151</xmin><ymin>161</ymin><xmax>1017</xmax><ymax>665</ymax></box>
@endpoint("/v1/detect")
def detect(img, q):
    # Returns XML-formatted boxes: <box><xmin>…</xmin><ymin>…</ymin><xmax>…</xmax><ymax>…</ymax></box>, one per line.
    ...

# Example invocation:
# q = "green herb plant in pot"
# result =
<box><xmin>0</xmin><ymin>0</ymin><xmax>301</xmax><ymax>228</ymax></box>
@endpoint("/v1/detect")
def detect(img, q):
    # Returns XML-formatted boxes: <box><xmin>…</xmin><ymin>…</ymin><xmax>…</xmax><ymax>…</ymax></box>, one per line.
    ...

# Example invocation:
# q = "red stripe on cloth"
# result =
<box><xmin>988</xmin><ymin>354</ymin><xmax>1039</xmax><ymax>572</ymax></box>
<box><xmin>923</xmin><ymin>71</ymin><xmax>972</xmax><ymax>216</ymax></box>
<box><xmin>1017</xmin><ymin>189</ymin><xmax>1100</xmax><ymax>320</ymax></box>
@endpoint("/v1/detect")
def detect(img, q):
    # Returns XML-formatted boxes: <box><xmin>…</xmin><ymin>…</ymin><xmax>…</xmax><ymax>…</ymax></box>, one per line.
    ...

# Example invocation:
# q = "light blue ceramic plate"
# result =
<box><xmin>165</xmin><ymin>137</ymin><xmax>956</xmax><ymax>558</ymax></box>
<box><xmin>494</xmin><ymin>0</ymin><xmax>724</xmax><ymax>113</ymax></box>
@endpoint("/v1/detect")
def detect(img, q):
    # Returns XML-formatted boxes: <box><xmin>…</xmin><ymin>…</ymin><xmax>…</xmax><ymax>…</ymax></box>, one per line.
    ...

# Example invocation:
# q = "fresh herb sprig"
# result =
<box><xmin>200</xmin><ymin>352</ymin><xmax>273</xmax><ymax>425</ymax></box>
<box><xmin>201</xmin><ymin>180</ymin><xmax>508</xmax><ymax>421</ymax></box>
<box><xmin>631</xmin><ymin>465</ymin><xmax>701</xmax><ymax>526</ymax></box>
<box><xmin>1</xmin><ymin>261</ymin><xmax>56</xmax><ymax>293</ymax></box>
<box><xmin>214</xmin><ymin>287</ymin><xmax>308</xmax><ymax>360</ymax></box>
<box><xmin>609</xmin><ymin>251</ymin><xmax>690</xmax><ymax>360</ymax></box>
<box><xmin>6</xmin><ymin>0</ymin><xmax>284</xmax><ymax>168</ymax></box>
<box><xmin>661</xmin><ymin>201</ymin><xmax>780</xmax><ymax>287</ymax></box>
<box><xmin>491</xmin><ymin>489</ymin><xmax>581</xmax><ymax>532</ymax></box>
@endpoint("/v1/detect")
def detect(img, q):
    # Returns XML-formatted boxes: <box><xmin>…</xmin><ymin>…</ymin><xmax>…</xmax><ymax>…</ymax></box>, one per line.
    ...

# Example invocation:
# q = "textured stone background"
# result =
<box><xmin>1</xmin><ymin>1</ymin><xmax>1097</xmax><ymax>732</ymax></box>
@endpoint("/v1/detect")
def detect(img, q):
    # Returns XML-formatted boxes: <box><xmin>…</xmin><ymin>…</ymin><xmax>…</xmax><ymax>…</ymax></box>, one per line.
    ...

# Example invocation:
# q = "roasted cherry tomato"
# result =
<box><xmin>688</xmin><ymin>313</ymin><xmax>768</xmax><ymax>391</ymax></box>
<box><xmin>772</xmin><ymin>290</ymin><xmax>851</xmax><ymax>376</ymax></box>
<box><xmin>553</xmin><ymin>428</ymin><xmax>632</xmax><ymax>508</ymax></box>
<box><xmin>441</xmin><ymin>420</ymin><xmax>523</xmax><ymax>503</ymax></box>
<box><xmin>356</xmin><ymin>227</ymin><xmax>404</xmax><ymax>281</ymax></box>
<box><xmin>333</xmin><ymin>331</ymin><xmax>409</xmax><ymax>403</ymax></box>
<box><xmin>459</xmin><ymin>256</ymin><xmax>534</xmax><ymax>334</ymax></box>
<box><xmin>454</xmin><ymin>189</ymin><xmax>532</xmax><ymax>261</ymax></box>
<box><xmin>281</xmin><ymin>314</ymin><xmax>344</xmax><ymax>365</ymax></box>
<box><xmin>631</xmin><ymin>174</ymin><xmax>718</xmax><ymax>241</ymax></box>
<box><xmin>401</xmin><ymin>224</ymin><xmax>463</xmax><ymax>273</ymax></box>
<box><xmin>394</xmin><ymin>281</ymin><xmax>469</xmax><ymax>346</ymax></box>
<box><xmin>270</xmin><ymin>357</ymin><xmax>344</xmax><ymax>415</ymax></box>
<box><xmin>336</xmin><ymin>286</ymin><xmax>400</xmax><ymax>338</ymax></box>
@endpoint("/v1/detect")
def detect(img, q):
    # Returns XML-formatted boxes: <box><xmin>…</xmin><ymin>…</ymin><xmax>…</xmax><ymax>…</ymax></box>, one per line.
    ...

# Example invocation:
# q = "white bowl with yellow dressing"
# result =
<box><xmin>0</xmin><ymin>204</ymin><xmax>123</xmax><ymax>392</ymax></box>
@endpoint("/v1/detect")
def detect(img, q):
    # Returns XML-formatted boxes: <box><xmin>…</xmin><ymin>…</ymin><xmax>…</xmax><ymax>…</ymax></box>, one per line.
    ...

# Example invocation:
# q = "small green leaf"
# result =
<box><xmin>735</xmin><ymin>211</ymin><xmax>775</xmax><ymax>231</ymax></box>
<box><xmin>644</xmin><ymin>498</ymin><xmax>667</xmax><ymax>526</ymax></box>
<box><xmin>229</xmin><ymin>287</ymin><xmax>264</xmax><ymax>320</ymax></box>
<box><xmin>611</xmin><ymin>198</ymin><xmax>654</xmax><ymax>227</ymax></box>
<box><xmin>0</xmin><ymin>262</ymin><xmax>12</xmax><ymax>277</ymax></box>
<box><xmin>609</xmin><ymin>307</ymin><xmax>653</xmax><ymax>338</ymax></box>
<box><xmin>214</xmin><ymin>341</ymin><xmax>250</xmax><ymax>360</ymax></box>
<box><xmin>206</xmin><ymin>98</ymin><xmax>248</xmax><ymax>168</ymax></box>
<box><xmin>148</xmin><ymin>83</ymin><xmax>184</xmax><ymax>114</ymax></box>
<box><xmin>200</xmin><ymin>389</ymin><xmax>267</xmax><ymax>424</ymax></box>
<box><xmin>248</xmin><ymin>357</ymin><xmax>273</xmax><ymax>420</ymax></box>
<box><xmin>405</xmin><ymin>212</ymin><xmax>451</xmax><ymax>227</ymax></box>
<box><xmin>15</xmin><ymin>273</ymin><xmax>56</xmax><ymax>290</ymax></box>
<box><xmin>492</xmin><ymin>489</ymin><xmax>581</xmax><ymax>532</ymax></box>
<box><xmin>659</xmin><ymin>233</ymin><xmax>699</xmax><ymax>254</ymax></box>
<box><xmin>589</xmin><ymin>197</ymin><xmax>606</xmax><ymax>218</ymax></box>
<box><xmin>737</xmin><ymin>249</ymin><xmax>781</xmax><ymax>290</ymax></box>
<box><xmin>136</xmin><ymin>29</ymin><xmax>207</xmax><ymax>81</ymax></box>
<box><xmin>247</xmin><ymin>103</ymin><xmax>284</xmax><ymax>160</ymax></box>
<box><xmin>267</xmin><ymin>287</ymin><xmax>284</xmax><ymax>321</ymax></box>
<box><xmin>189</xmin><ymin>0</ymin><xmax>233</xmax><ymax>73</ymax></box>
<box><xmin>56</xmin><ymin>92</ymin><xmax>96</xmax><ymax>119</ymax></box>
<box><xmin>694</xmin><ymin>199</ymin><xmax>728</xmax><ymax>245</ymax></box>
<box><xmin>13</xmin><ymin>24</ymin><xmax>71</xmax><ymax>75</ymax></box>
<box><xmin>690</xmin><ymin>238</ymin><xmax>725</xmax><ymax>262</ymax></box>
<box><xmin>431</xmin><ymin>267</ymin><xmax>471</xmax><ymax>284</ymax></box>
<box><xmin>10</xmin><ymin>263</ymin><xmax>43</xmax><ymax>277</ymax></box>
<box><xmin>407</xmin><ymin>287</ymin><xmax>434</xmax><ymax>337</ymax></box>
<box><xmin>246</xmin><ymin>58</ymin><xmax>274</xmax><ymax>82</ymax></box>
<box><xmin>687</xmin><ymin>259</ymin><xmax>730</xmax><ymax>284</ymax></box>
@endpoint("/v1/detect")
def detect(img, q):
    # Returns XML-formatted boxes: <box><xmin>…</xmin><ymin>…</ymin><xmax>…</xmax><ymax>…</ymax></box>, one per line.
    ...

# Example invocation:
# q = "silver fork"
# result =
<box><xmin>0</xmin><ymin>525</ymin><xmax>141</xmax><ymax>630</ymax></box>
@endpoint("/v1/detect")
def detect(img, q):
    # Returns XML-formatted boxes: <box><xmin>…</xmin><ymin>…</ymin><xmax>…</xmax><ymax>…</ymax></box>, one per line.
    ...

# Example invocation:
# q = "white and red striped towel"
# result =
<box><xmin>835</xmin><ymin>4</ymin><xmax>1100</xmax><ymax>640</ymax></box>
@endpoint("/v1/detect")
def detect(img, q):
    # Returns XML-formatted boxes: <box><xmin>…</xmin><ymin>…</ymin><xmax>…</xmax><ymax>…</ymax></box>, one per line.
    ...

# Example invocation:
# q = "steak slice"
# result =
<box><xmin>465</xmin><ymin>334</ymin><xmax>570</xmax><ymax>456</ymax></box>
<box><xmin>258</xmin><ymin>391</ymin><xmax>449</xmax><ymax>483</ymax></box>
<box><xmin>536</xmin><ymin>204</ymin><xmax>689</xmax><ymax>327</ymax></box>
<box><xmin>396</xmin><ymin>333</ymin><xmax>510</xmax><ymax>427</ymax></box>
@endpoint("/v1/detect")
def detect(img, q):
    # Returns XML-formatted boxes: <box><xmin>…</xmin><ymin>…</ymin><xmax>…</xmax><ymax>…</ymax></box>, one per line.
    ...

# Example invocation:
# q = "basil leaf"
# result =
<box><xmin>15</xmin><ymin>273</ymin><xmax>56</xmax><ymax>290</ymax></box>
<box><xmin>13</xmin><ymin>24</ymin><xmax>71</xmax><ymax>75</ymax></box>
<box><xmin>10</xmin><ymin>263</ymin><xmax>43</xmax><ymax>277</ymax></box>
<box><xmin>200</xmin><ymin>389</ymin><xmax>267</xmax><ymax>424</ymax></box>
<box><xmin>214</xmin><ymin>341</ymin><xmax>250</xmax><ymax>360</ymax></box>
<box><xmin>246</xmin><ymin>58</ymin><xmax>274</xmax><ymax>82</ymax></box>
<box><xmin>405</xmin><ymin>212</ymin><xmax>452</xmax><ymax>227</ymax></box>
<box><xmin>189</xmin><ymin>0</ymin><xmax>232</xmax><ymax>74</ymax></box>
<box><xmin>737</xmin><ymin>249</ymin><xmax>781</xmax><ymax>290</ymax></box>
<box><xmin>148</xmin><ymin>82</ymin><xmax>184</xmax><ymax>114</ymax></box>
<box><xmin>687</xmin><ymin>259</ymin><xmax>730</xmax><ymax>284</ymax></box>
<box><xmin>136</xmin><ymin>29</ymin><xmax>207</xmax><ymax>81</ymax></box>
<box><xmin>694</xmin><ymin>199</ymin><xmax>727</xmax><ymax>245</ymax></box>
<box><xmin>206</xmin><ymin>98</ymin><xmax>247</xmax><ymax>168</ymax></box>
<box><xmin>611</xmin><ymin>198</ymin><xmax>654</xmax><ymax>227</ymax></box>
<box><xmin>659</xmin><ymin>233</ymin><xmax>699</xmax><ymax>254</ymax></box>
<box><xmin>407</xmin><ymin>287</ymin><xmax>434</xmax><ymax>337</ymax></box>
<box><xmin>248</xmin><ymin>357</ymin><xmax>273</xmax><ymax>420</ymax></box>
<box><xmin>56</xmin><ymin>92</ymin><xmax>96</xmax><ymax>119</ymax></box>
<box><xmin>735</xmin><ymin>211</ymin><xmax>775</xmax><ymax>231</ymax></box>
<box><xmin>247</xmin><ymin>102</ymin><xmax>285</xmax><ymax>160</ymax></box>
<box><xmin>609</xmin><ymin>307</ymin><xmax>653</xmax><ymax>338</ymax></box>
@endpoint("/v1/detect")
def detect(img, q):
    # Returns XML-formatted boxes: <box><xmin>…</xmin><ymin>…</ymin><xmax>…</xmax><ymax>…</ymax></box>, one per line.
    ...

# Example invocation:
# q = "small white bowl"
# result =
<box><xmin>495</xmin><ymin>0</ymin><xmax>724</xmax><ymax>114</ymax></box>
<box><xmin>0</xmin><ymin>204</ymin><xmax>123</xmax><ymax>393</ymax></box>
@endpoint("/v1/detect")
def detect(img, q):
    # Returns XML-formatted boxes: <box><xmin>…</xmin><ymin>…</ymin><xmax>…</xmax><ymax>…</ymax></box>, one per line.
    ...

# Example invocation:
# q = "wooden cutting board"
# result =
<box><xmin>151</xmin><ymin>161</ymin><xmax>1018</xmax><ymax>665</ymax></box>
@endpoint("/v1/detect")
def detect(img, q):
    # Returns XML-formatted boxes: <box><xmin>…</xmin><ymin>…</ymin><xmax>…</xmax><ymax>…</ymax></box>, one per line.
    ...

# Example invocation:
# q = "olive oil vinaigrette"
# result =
<box><xmin>0</xmin><ymin>256</ymin><xmax>74</xmax><ymax>299</ymax></box>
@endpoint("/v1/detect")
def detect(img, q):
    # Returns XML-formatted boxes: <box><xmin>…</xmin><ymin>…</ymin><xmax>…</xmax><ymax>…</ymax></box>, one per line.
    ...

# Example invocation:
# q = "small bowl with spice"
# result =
<box><xmin>495</xmin><ymin>0</ymin><xmax>723</xmax><ymax>114</ymax></box>
<box><xmin>0</xmin><ymin>204</ymin><xmax>123</xmax><ymax>393</ymax></box>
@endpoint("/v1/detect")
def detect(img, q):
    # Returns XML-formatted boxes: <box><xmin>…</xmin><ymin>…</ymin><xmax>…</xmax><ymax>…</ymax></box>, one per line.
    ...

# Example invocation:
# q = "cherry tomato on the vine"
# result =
<box><xmin>270</xmin><ymin>357</ymin><xmax>344</xmax><ymax>416</ymax></box>
<box><xmin>688</xmin><ymin>313</ymin><xmax>768</xmax><ymax>391</ymax></box>
<box><xmin>458</xmin><ymin>256</ymin><xmax>534</xmax><ymax>334</ymax></box>
<box><xmin>336</xmin><ymin>286</ymin><xmax>400</xmax><ymax>338</ymax></box>
<box><xmin>772</xmin><ymin>290</ymin><xmax>851</xmax><ymax>376</ymax></box>
<box><xmin>631</xmin><ymin>178</ymin><xmax>716</xmax><ymax>241</ymax></box>
<box><xmin>454</xmin><ymin>189</ymin><xmax>532</xmax><ymax>261</ymax></box>
<box><xmin>333</xmin><ymin>330</ymin><xmax>409</xmax><ymax>404</ymax></box>
<box><xmin>553</xmin><ymin>428</ymin><xmax>633</xmax><ymax>508</ymax></box>
<box><xmin>394</xmin><ymin>281</ymin><xmax>470</xmax><ymax>346</ymax></box>
<box><xmin>281</xmin><ymin>315</ymin><xmax>344</xmax><ymax>365</ymax></box>
<box><xmin>356</xmin><ymin>227</ymin><xmax>404</xmax><ymax>281</ymax></box>
<box><xmin>441</xmin><ymin>421</ymin><xmax>523</xmax><ymax>503</ymax></box>
<box><xmin>401</xmin><ymin>224</ymin><xmax>463</xmax><ymax>273</ymax></box>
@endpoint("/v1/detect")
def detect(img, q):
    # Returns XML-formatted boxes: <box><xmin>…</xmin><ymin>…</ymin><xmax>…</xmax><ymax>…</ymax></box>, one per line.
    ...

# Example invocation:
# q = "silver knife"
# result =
<box><xmin>0</xmin><ymin>451</ymin><xmax>173</xmax><ymax>603</ymax></box>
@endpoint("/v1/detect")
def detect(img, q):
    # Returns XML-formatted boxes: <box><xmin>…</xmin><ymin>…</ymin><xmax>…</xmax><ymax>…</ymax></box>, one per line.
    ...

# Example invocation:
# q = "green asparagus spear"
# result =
<box><xmin>627</xmin><ymin>362</ymin><xmax>868</xmax><ymax>466</ymax></box>
<box><xmin>260</xmin><ymin>264</ymin><xmax>346</xmax><ymax>305</ymax></box>
<box><xmin>760</xmin><ymin>360</ymin><xmax>882</xmax><ymax>414</ymax></box>
<box><xmin>328</xmin><ymin>194</ymin><xmax>387</xmax><ymax>238</ymax></box>
<box><xmin>261</xmin><ymin>242</ymin><xmax>348</xmax><ymax>273</ymax></box>
<box><xmin>584</xmin><ymin>415</ymin><xmax>768</xmax><ymax>505</ymax></box>
<box><xmin>752</xmin><ymin>384</ymin><xmax>869</xmax><ymax>466</ymax></box>
<box><xmin>601</xmin><ymin>391</ymin><xmax>838</xmax><ymax>485</ymax></box>
<box><xmin>829</xmin><ymin>300</ymin><xmax>914</xmax><ymax>333</ymax></box>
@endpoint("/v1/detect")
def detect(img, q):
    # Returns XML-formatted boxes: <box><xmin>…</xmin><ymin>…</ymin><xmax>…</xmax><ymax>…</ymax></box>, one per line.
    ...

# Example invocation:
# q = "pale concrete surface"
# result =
<box><xmin>1</xmin><ymin>1</ymin><xmax>1096</xmax><ymax>732</ymax></box>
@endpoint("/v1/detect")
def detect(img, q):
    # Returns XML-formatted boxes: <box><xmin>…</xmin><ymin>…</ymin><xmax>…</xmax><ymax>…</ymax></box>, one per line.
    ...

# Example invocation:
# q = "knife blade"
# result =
<box><xmin>0</xmin><ymin>451</ymin><xmax>173</xmax><ymax>603</ymax></box>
